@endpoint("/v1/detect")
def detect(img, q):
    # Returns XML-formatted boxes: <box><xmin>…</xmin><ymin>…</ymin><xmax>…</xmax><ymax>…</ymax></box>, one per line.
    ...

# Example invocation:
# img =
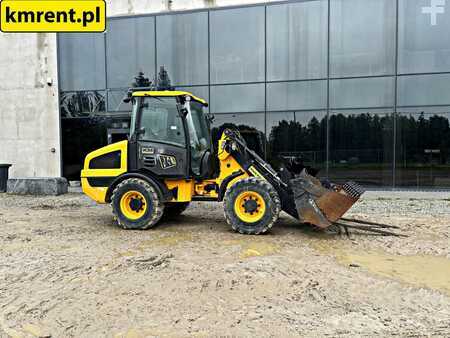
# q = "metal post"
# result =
<box><xmin>326</xmin><ymin>0</ymin><xmax>331</xmax><ymax>177</ymax></box>
<box><xmin>393</xmin><ymin>0</ymin><xmax>400</xmax><ymax>190</ymax></box>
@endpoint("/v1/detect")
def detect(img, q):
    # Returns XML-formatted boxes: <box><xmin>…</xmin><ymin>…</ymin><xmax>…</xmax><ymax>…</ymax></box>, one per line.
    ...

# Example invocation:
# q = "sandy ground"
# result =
<box><xmin>0</xmin><ymin>193</ymin><xmax>449</xmax><ymax>337</ymax></box>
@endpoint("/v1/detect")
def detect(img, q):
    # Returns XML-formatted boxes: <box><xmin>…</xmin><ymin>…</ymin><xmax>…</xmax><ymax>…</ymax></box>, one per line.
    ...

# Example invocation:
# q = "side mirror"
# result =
<box><xmin>206</xmin><ymin>113</ymin><xmax>215</xmax><ymax>123</ymax></box>
<box><xmin>136</xmin><ymin>127</ymin><xmax>146</xmax><ymax>135</ymax></box>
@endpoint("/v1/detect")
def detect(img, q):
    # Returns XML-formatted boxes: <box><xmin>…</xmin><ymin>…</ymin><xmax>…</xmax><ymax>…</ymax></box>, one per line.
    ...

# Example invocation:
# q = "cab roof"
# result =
<box><xmin>132</xmin><ymin>90</ymin><xmax>208</xmax><ymax>106</ymax></box>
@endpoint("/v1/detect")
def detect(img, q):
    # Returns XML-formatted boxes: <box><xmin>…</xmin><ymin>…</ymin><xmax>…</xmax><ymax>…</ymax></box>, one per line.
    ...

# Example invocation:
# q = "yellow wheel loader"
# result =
<box><xmin>81</xmin><ymin>73</ymin><xmax>402</xmax><ymax>236</ymax></box>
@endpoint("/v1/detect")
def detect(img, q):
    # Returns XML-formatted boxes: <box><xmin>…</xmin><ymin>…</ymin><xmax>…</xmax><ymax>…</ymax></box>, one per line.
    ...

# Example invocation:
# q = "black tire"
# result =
<box><xmin>163</xmin><ymin>202</ymin><xmax>190</xmax><ymax>219</ymax></box>
<box><xmin>111</xmin><ymin>178</ymin><xmax>164</xmax><ymax>230</ymax></box>
<box><xmin>223</xmin><ymin>177</ymin><xmax>281</xmax><ymax>235</ymax></box>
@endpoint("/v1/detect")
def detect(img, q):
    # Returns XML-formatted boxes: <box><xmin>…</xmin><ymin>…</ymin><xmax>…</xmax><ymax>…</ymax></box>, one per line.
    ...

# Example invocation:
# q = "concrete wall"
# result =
<box><xmin>0</xmin><ymin>33</ymin><xmax>60</xmax><ymax>178</ymax></box>
<box><xmin>0</xmin><ymin>0</ymin><xmax>275</xmax><ymax>179</ymax></box>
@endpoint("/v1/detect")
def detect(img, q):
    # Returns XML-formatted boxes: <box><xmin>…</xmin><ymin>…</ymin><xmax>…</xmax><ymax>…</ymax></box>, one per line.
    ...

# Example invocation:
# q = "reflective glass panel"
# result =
<box><xmin>396</xmin><ymin>107</ymin><xmax>450</xmax><ymax>188</ymax></box>
<box><xmin>212</xmin><ymin>112</ymin><xmax>265</xmax><ymax>156</ymax></box>
<box><xmin>267</xmin><ymin>80</ymin><xmax>327</xmax><ymax>111</ymax></box>
<box><xmin>267</xmin><ymin>1</ymin><xmax>328</xmax><ymax>81</ymax></box>
<box><xmin>328</xmin><ymin>109</ymin><xmax>394</xmax><ymax>187</ymax></box>
<box><xmin>60</xmin><ymin>91</ymin><xmax>106</xmax><ymax>118</ymax></box>
<box><xmin>107</xmin><ymin>90</ymin><xmax>131</xmax><ymax>112</ymax></box>
<box><xmin>58</xmin><ymin>33</ymin><xmax>106</xmax><ymax>91</ymax></box>
<box><xmin>330</xmin><ymin>77</ymin><xmax>395</xmax><ymax>109</ymax></box>
<box><xmin>397</xmin><ymin>74</ymin><xmax>450</xmax><ymax>107</ymax></box>
<box><xmin>210</xmin><ymin>84</ymin><xmax>265</xmax><ymax>113</ymax></box>
<box><xmin>210</xmin><ymin>7</ymin><xmax>265</xmax><ymax>83</ymax></box>
<box><xmin>398</xmin><ymin>0</ymin><xmax>450</xmax><ymax>74</ymax></box>
<box><xmin>266</xmin><ymin>111</ymin><xmax>327</xmax><ymax>174</ymax></box>
<box><xmin>106</xmin><ymin>17</ymin><xmax>155</xmax><ymax>89</ymax></box>
<box><xmin>157</xmin><ymin>12</ymin><xmax>208</xmax><ymax>85</ymax></box>
<box><xmin>330</xmin><ymin>0</ymin><xmax>396</xmax><ymax>77</ymax></box>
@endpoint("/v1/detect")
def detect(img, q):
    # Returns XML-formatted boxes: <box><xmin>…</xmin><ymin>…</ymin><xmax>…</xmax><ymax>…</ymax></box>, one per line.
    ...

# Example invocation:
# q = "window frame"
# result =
<box><xmin>135</xmin><ymin>96</ymin><xmax>187</xmax><ymax>148</ymax></box>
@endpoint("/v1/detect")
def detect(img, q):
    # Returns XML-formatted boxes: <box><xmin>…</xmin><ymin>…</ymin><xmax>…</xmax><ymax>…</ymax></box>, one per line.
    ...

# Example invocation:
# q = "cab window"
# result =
<box><xmin>138</xmin><ymin>97</ymin><xmax>185</xmax><ymax>147</ymax></box>
<box><xmin>187</xmin><ymin>101</ymin><xmax>211</xmax><ymax>175</ymax></box>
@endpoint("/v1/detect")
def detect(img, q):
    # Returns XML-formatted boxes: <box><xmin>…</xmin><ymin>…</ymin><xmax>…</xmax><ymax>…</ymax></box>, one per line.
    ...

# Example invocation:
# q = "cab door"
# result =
<box><xmin>133</xmin><ymin>96</ymin><xmax>188</xmax><ymax>178</ymax></box>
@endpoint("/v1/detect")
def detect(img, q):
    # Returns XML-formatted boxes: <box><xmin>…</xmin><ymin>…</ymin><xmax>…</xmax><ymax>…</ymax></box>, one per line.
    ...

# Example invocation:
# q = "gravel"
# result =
<box><xmin>0</xmin><ymin>192</ymin><xmax>449</xmax><ymax>337</ymax></box>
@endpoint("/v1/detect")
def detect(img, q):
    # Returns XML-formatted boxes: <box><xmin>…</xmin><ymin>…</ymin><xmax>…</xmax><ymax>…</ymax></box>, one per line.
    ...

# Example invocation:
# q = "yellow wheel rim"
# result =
<box><xmin>119</xmin><ymin>190</ymin><xmax>147</xmax><ymax>220</ymax></box>
<box><xmin>234</xmin><ymin>191</ymin><xmax>266</xmax><ymax>223</ymax></box>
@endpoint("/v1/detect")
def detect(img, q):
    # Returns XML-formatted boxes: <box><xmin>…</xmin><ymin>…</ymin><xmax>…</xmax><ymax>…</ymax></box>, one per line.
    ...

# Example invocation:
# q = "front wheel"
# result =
<box><xmin>111</xmin><ymin>178</ymin><xmax>164</xmax><ymax>230</ymax></box>
<box><xmin>223</xmin><ymin>177</ymin><xmax>281</xmax><ymax>235</ymax></box>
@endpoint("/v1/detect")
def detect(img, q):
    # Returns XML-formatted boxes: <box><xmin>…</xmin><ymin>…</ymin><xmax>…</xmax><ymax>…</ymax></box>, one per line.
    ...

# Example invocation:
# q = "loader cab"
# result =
<box><xmin>128</xmin><ymin>91</ymin><xmax>213</xmax><ymax>179</ymax></box>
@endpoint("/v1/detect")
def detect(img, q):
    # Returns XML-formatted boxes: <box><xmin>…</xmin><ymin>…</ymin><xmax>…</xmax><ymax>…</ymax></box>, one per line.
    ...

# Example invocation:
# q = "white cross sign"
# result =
<box><xmin>422</xmin><ymin>0</ymin><xmax>446</xmax><ymax>26</ymax></box>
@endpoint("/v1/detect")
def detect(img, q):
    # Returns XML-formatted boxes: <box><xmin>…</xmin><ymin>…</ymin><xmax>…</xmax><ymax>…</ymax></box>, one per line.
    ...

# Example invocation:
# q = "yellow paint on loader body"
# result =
<box><xmin>80</xmin><ymin>178</ymin><xmax>108</xmax><ymax>203</ymax></box>
<box><xmin>81</xmin><ymin>92</ymin><xmax>252</xmax><ymax>206</ymax></box>
<box><xmin>132</xmin><ymin>90</ymin><xmax>208</xmax><ymax>106</ymax></box>
<box><xmin>81</xmin><ymin>140</ymin><xmax>128</xmax><ymax>203</ymax></box>
<box><xmin>216</xmin><ymin>132</ymin><xmax>250</xmax><ymax>189</ymax></box>
<box><xmin>165</xmin><ymin>179</ymin><xmax>195</xmax><ymax>202</ymax></box>
<box><xmin>163</xmin><ymin>133</ymin><xmax>249</xmax><ymax>202</ymax></box>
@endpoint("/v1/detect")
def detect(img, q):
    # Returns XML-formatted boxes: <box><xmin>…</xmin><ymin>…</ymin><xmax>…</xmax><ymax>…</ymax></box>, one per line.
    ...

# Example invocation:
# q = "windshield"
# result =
<box><xmin>186</xmin><ymin>100</ymin><xmax>211</xmax><ymax>175</ymax></box>
<box><xmin>186</xmin><ymin>101</ymin><xmax>210</xmax><ymax>150</ymax></box>
<box><xmin>138</xmin><ymin>97</ymin><xmax>185</xmax><ymax>147</ymax></box>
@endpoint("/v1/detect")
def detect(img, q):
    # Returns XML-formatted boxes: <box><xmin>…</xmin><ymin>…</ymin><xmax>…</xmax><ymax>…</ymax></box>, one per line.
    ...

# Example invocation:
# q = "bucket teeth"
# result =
<box><xmin>342</xmin><ymin>181</ymin><xmax>365</xmax><ymax>199</ymax></box>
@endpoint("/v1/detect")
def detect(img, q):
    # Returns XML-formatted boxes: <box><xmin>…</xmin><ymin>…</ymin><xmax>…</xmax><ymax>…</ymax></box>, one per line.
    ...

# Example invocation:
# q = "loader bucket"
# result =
<box><xmin>289</xmin><ymin>170</ymin><xmax>365</xmax><ymax>229</ymax></box>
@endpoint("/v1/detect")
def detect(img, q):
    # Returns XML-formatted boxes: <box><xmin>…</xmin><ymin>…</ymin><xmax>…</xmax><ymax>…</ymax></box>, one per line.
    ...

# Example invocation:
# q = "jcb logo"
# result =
<box><xmin>159</xmin><ymin>155</ymin><xmax>177</xmax><ymax>170</ymax></box>
<box><xmin>0</xmin><ymin>0</ymin><xmax>106</xmax><ymax>32</ymax></box>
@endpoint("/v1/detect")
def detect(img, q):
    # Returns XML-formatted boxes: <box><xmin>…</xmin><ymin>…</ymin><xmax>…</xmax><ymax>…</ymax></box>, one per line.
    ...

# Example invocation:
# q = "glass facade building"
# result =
<box><xmin>58</xmin><ymin>0</ymin><xmax>450</xmax><ymax>189</ymax></box>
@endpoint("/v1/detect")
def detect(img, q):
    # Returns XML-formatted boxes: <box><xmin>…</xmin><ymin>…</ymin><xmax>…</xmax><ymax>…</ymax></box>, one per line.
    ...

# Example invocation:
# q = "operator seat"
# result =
<box><xmin>199</xmin><ymin>150</ymin><xmax>215</xmax><ymax>179</ymax></box>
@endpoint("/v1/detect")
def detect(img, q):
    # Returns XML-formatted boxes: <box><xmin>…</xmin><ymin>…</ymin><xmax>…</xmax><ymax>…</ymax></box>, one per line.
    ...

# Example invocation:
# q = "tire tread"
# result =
<box><xmin>223</xmin><ymin>177</ymin><xmax>281</xmax><ymax>235</ymax></box>
<box><xmin>111</xmin><ymin>178</ymin><xmax>164</xmax><ymax>230</ymax></box>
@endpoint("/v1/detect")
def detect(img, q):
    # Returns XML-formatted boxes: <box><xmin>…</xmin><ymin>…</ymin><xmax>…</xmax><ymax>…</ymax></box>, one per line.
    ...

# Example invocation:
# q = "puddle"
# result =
<box><xmin>223</xmin><ymin>239</ymin><xmax>279</xmax><ymax>259</ymax></box>
<box><xmin>310</xmin><ymin>240</ymin><xmax>450</xmax><ymax>296</ymax></box>
<box><xmin>114</xmin><ymin>233</ymin><xmax>193</xmax><ymax>259</ymax></box>
<box><xmin>119</xmin><ymin>236</ymin><xmax>279</xmax><ymax>260</ymax></box>
<box><xmin>338</xmin><ymin>251</ymin><xmax>450</xmax><ymax>296</ymax></box>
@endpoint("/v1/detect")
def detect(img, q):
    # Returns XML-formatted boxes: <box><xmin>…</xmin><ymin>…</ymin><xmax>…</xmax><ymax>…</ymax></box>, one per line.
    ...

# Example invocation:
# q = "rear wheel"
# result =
<box><xmin>111</xmin><ymin>178</ymin><xmax>164</xmax><ymax>230</ymax></box>
<box><xmin>223</xmin><ymin>177</ymin><xmax>281</xmax><ymax>235</ymax></box>
<box><xmin>163</xmin><ymin>202</ymin><xmax>190</xmax><ymax>219</ymax></box>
